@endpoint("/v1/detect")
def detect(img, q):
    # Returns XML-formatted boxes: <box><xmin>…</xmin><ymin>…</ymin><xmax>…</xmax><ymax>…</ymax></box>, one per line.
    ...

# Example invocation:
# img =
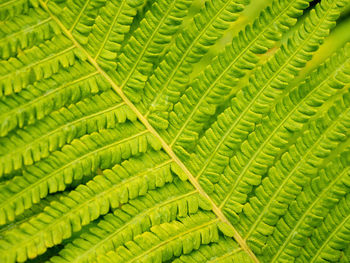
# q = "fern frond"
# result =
<box><xmin>0</xmin><ymin>90</ymin><xmax>132</xmax><ymax>177</ymax></box>
<box><xmin>113</xmin><ymin>0</ymin><xmax>193</xmax><ymax>101</ymax></box>
<box><xmin>141</xmin><ymin>0</ymin><xmax>250</xmax><ymax>120</ymax></box>
<box><xmin>341</xmin><ymin>248</ymin><xmax>350</xmax><ymax>263</ymax></box>
<box><xmin>0</xmin><ymin>62</ymin><xmax>108</xmax><ymax>137</ymax></box>
<box><xmin>1</xmin><ymin>0</ymin><xmax>349</xmax><ymax>262</ymax></box>
<box><xmin>244</xmin><ymin>93</ymin><xmax>350</xmax><ymax>255</ymax></box>
<box><xmin>168</xmin><ymin>0</ymin><xmax>348</xmax><ymax>207</ymax></box>
<box><xmin>98</xmin><ymin>212</ymin><xmax>220</xmax><ymax>263</ymax></box>
<box><xmin>0</xmin><ymin>0</ymin><xmax>39</xmax><ymax>21</ymax></box>
<box><xmin>47</xmin><ymin>179</ymin><xmax>205</xmax><ymax>263</ymax></box>
<box><xmin>0</xmin><ymin>151</ymin><xmax>178</xmax><ymax>261</ymax></box>
<box><xmin>173</xmin><ymin>236</ymin><xmax>252</xmax><ymax>262</ymax></box>
<box><xmin>0</xmin><ymin>34</ymin><xmax>78</xmax><ymax>97</ymax></box>
<box><xmin>0</xmin><ymin>7</ymin><xmax>60</xmax><ymax>59</ymax></box>
<box><xmin>45</xmin><ymin>0</ymin><xmax>105</xmax><ymax>31</ymax></box>
<box><xmin>299</xmin><ymin>181</ymin><xmax>350</xmax><ymax>262</ymax></box>
<box><xmin>148</xmin><ymin>0</ymin><xmax>311</xmax><ymax>139</ymax></box>
<box><xmin>47</xmin><ymin>0</ymin><xmax>146</xmax><ymax>70</ymax></box>
<box><xmin>173</xmin><ymin>0</ymin><xmax>347</xmax><ymax>165</ymax></box>
<box><xmin>0</xmin><ymin>123</ymin><xmax>161</xmax><ymax>225</ymax></box>
<box><xmin>268</xmin><ymin>150</ymin><xmax>350</xmax><ymax>262</ymax></box>
<box><xmin>0</xmin><ymin>192</ymin><xmax>67</xmax><ymax>235</ymax></box>
<box><xmin>196</xmin><ymin>43</ymin><xmax>350</xmax><ymax>218</ymax></box>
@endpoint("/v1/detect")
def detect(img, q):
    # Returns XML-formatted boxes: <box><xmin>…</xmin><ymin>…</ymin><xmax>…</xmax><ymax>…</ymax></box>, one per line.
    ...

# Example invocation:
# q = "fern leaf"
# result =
<box><xmin>298</xmin><ymin>174</ymin><xmax>350</xmax><ymax>262</ymax></box>
<box><xmin>197</xmin><ymin>42</ymin><xmax>350</xmax><ymax>217</ymax></box>
<box><xmin>47</xmin><ymin>179</ymin><xmax>203</xmax><ymax>262</ymax></box>
<box><xmin>113</xmin><ymin>0</ymin><xmax>194</xmax><ymax>102</ymax></box>
<box><xmin>171</xmin><ymin>0</ymin><xmax>348</xmax><ymax>197</ymax></box>
<box><xmin>0</xmin><ymin>62</ymin><xmax>108</xmax><ymax>137</ymax></box>
<box><xmin>0</xmin><ymin>151</ymin><xmax>176</xmax><ymax>261</ymax></box>
<box><xmin>244</xmin><ymin>93</ymin><xmax>350</xmax><ymax>255</ymax></box>
<box><xmin>47</xmin><ymin>0</ymin><xmax>146</xmax><ymax>70</ymax></box>
<box><xmin>173</xmin><ymin>236</ymin><xmax>252</xmax><ymax>262</ymax></box>
<box><xmin>0</xmin><ymin>7</ymin><xmax>60</xmax><ymax>60</ymax></box>
<box><xmin>98</xmin><ymin>212</ymin><xmax>220</xmax><ymax>263</ymax></box>
<box><xmin>269</xmin><ymin>150</ymin><xmax>350</xmax><ymax>262</ymax></box>
<box><xmin>0</xmin><ymin>123</ymin><xmax>158</xmax><ymax>225</ymax></box>
<box><xmin>0</xmin><ymin>192</ymin><xmax>67</xmax><ymax>235</ymax></box>
<box><xmin>173</xmin><ymin>0</ymin><xmax>347</xmax><ymax>164</ymax></box>
<box><xmin>1</xmin><ymin>0</ymin><xmax>349</xmax><ymax>262</ymax></box>
<box><xmin>148</xmin><ymin>0</ymin><xmax>311</xmax><ymax>139</ymax></box>
<box><xmin>0</xmin><ymin>90</ymin><xmax>134</xmax><ymax>177</ymax></box>
<box><xmin>0</xmin><ymin>0</ymin><xmax>39</xmax><ymax>21</ymax></box>
<box><xmin>0</xmin><ymin>34</ymin><xmax>79</xmax><ymax>97</ymax></box>
<box><xmin>143</xmin><ymin>0</ymin><xmax>250</xmax><ymax>118</ymax></box>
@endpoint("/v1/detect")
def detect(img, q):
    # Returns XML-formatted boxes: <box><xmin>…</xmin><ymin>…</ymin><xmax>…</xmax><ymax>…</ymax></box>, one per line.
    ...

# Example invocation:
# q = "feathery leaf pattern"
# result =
<box><xmin>0</xmin><ymin>0</ymin><xmax>349</xmax><ymax>262</ymax></box>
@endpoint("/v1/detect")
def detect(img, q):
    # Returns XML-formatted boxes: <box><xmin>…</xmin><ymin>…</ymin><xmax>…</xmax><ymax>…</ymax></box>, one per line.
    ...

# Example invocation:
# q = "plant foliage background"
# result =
<box><xmin>0</xmin><ymin>0</ymin><xmax>350</xmax><ymax>262</ymax></box>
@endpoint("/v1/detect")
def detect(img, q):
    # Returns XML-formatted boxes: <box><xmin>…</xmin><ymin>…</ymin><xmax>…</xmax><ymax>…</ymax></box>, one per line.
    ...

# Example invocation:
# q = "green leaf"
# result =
<box><xmin>0</xmin><ymin>0</ymin><xmax>349</xmax><ymax>262</ymax></box>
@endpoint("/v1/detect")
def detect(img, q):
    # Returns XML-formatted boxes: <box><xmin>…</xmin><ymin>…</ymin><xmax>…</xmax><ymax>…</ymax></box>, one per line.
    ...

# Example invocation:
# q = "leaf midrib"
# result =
<box><xmin>38</xmin><ymin>1</ymin><xmax>260</xmax><ymax>262</ymax></box>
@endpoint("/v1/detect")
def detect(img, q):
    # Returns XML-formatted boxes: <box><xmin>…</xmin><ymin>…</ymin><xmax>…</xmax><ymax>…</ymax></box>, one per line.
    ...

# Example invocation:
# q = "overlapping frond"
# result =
<box><xmin>173</xmin><ymin>237</ymin><xmax>252</xmax><ymax>262</ymax></box>
<box><xmin>199</xmin><ymin>42</ymin><xmax>350</xmax><ymax>218</ymax></box>
<box><xmin>47</xmin><ymin>179</ymin><xmax>201</xmax><ymax>263</ymax></box>
<box><xmin>0</xmin><ymin>192</ymin><xmax>67</xmax><ymax>235</ymax></box>
<box><xmin>47</xmin><ymin>0</ymin><xmax>146</xmax><ymax>70</ymax></box>
<box><xmin>244</xmin><ymin>92</ymin><xmax>350</xmax><ymax>254</ymax></box>
<box><xmin>0</xmin><ymin>90</ymin><xmax>134</xmax><ymax>177</ymax></box>
<box><xmin>98</xmin><ymin>212</ymin><xmax>220</xmax><ymax>263</ymax></box>
<box><xmin>0</xmin><ymin>61</ymin><xmax>107</xmax><ymax>136</ymax></box>
<box><xmin>166</xmin><ymin>0</ymin><xmax>349</xmax><ymax>221</ymax></box>
<box><xmin>144</xmin><ymin>0</ymin><xmax>250</xmax><ymax>120</ymax></box>
<box><xmin>0</xmin><ymin>33</ymin><xmax>79</xmax><ymax>97</ymax></box>
<box><xmin>174</xmin><ymin>0</ymin><xmax>347</xmax><ymax>165</ymax></box>
<box><xmin>1</xmin><ymin>0</ymin><xmax>349</xmax><ymax>262</ymax></box>
<box><xmin>0</xmin><ymin>150</ymin><xmax>240</xmax><ymax>262</ymax></box>
<box><xmin>0</xmin><ymin>150</ymin><xmax>175</xmax><ymax>261</ymax></box>
<box><xmin>0</xmin><ymin>121</ymin><xmax>160</xmax><ymax>225</ymax></box>
<box><xmin>0</xmin><ymin>7</ymin><xmax>59</xmax><ymax>59</ymax></box>
<box><xmin>295</xmin><ymin>156</ymin><xmax>350</xmax><ymax>263</ymax></box>
<box><xmin>112</xmin><ymin>0</ymin><xmax>194</xmax><ymax>101</ymax></box>
<box><xmin>0</xmin><ymin>0</ymin><xmax>39</xmax><ymax>21</ymax></box>
<box><xmin>148</xmin><ymin>0</ymin><xmax>312</xmax><ymax>140</ymax></box>
<box><xmin>268</xmin><ymin>150</ymin><xmax>350</xmax><ymax>262</ymax></box>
